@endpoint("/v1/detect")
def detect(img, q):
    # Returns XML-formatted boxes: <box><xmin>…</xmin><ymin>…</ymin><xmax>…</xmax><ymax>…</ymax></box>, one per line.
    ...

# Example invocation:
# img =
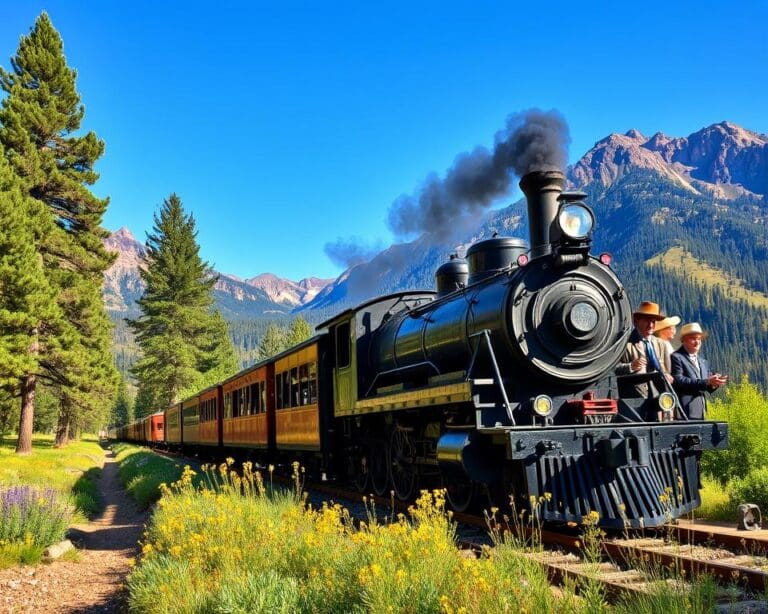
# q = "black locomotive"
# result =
<box><xmin>325</xmin><ymin>169</ymin><xmax>728</xmax><ymax>528</ymax></box>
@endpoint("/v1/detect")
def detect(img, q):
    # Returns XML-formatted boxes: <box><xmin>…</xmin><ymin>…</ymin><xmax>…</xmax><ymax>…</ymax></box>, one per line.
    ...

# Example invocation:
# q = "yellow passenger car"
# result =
<box><xmin>223</xmin><ymin>364</ymin><xmax>272</xmax><ymax>449</ymax></box>
<box><xmin>275</xmin><ymin>340</ymin><xmax>321</xmax><ymax>450</ymax></box>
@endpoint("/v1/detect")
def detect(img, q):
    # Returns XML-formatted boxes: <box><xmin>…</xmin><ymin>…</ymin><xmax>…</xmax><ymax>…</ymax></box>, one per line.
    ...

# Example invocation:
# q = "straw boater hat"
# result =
<box><xmin>655</xmin><ymin>315</ymin><xmax>681</xmax><ymax>333</ymax></box>
<box><xmin>632</xmin><ymin>301</ymin><xmax>666</xmax><ymax>321</ymax></box>
<box><xmin>679</xmin><ymin>322</ymin><xmax>708</xmax><ymax>339</ymax></box>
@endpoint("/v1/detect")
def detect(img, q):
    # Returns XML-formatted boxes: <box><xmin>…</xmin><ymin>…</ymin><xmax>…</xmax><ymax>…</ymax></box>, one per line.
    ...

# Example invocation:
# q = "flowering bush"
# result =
<box><xmin>128</xmin><ymin>462</ymin><xmax>579</xmax><ymax>613</ymax></box>
<box><xmin>0</xmin><ymin>485</ymin><xmax>70</xmax><ymax>547</ymax></box>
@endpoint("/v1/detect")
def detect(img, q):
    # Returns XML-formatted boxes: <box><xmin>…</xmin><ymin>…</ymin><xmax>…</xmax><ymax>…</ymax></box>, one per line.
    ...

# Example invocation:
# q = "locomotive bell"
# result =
<box><xmin>519</xmin><ymin>169</ymin><xmax>566</xmax><ymax>258</ymax></box>
<box><xmin>435</xmin><ymin>254</ymin><xmax>469</xmax><ymax>297</ymax></box>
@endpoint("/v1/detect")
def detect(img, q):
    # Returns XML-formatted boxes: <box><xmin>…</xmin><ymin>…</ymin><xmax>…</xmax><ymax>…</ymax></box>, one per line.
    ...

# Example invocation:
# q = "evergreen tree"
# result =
<box><xmin>286</xmin><ymin>316</ymin><xmax>313</xmax><ymax>347</ymax></box>
<box><xmin>133</xmin><ymin>382</ymin><xmax>155</xmax><ymax>421</ymax></box>
<box><xmin>111</xmin><ymin>377</ymin><xmax>132</xmax><ymax>428</ymax></box>
<box><xmin>0</xmin><ymin>13</ymin><xmax>116</xmax><ymax>451</ymax></box>
<box><xmin>257</xmin><ymin>323</ymin><xmax>288</xmax><ymax>360</ymax></box>
<box><xmin>193</xmin><ymin>310</ymin><xmax>238</xmax><ymax>394</ymax></box>
<box><xmin>0</xmin><ymin>150</ymin><xmax>64</xmax><ymax>453</ymax></box>
<box><xmin>129</xmin><ymin>194</ymin><xmax>237</xmax><ymax>409</ymax></box>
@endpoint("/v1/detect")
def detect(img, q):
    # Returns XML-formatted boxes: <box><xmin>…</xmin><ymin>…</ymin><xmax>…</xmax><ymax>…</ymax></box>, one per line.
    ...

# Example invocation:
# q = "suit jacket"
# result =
<box><xmin>616</xmin><ymin>329</ymin><xmax>671</xmax><ymax>398</ymax></box>
<box><xmin>671</xmin><ymin>348</ymin><xmax>716</xmax><ymax>420</ymax></box>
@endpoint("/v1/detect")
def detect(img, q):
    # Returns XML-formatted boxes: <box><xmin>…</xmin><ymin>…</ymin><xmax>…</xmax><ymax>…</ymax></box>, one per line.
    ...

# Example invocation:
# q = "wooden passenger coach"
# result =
<box><xmin>223</xmin><ymin>364</ymin><xmax>272</xmax><ymax>449</ymax></box>
<box><xmin>181</xmin><ymin>396</ymin><xmax>200</xmax><ymax>445</ymax></box>
<box><xmin>274</xmin><ymin>340</ymin><xmax>321</xmax><ymax>450</ymax></box>
<box><xmin>146</xmin><ymin>412</ymin><xmax>165</xmax><ymax>443</ymax></box>
<box><xmin>165</xmin><ymin>403</ymin><xmax>182</xmax><ymax>444</ymax></box>
<box><xmin>198</xmin><ymin>386</ymin><xmax>222</xmax><ymax>446</ymax></box>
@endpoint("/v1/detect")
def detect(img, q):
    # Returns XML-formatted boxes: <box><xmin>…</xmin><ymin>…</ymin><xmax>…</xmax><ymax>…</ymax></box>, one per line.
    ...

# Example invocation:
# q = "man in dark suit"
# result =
<box><xmin>671</xmin><ymin>322</ymin><xmax>728</xmax><ymax>419</ymax></box>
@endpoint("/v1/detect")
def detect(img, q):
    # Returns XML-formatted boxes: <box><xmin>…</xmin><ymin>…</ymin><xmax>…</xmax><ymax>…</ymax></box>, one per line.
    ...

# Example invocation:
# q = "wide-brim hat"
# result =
<box><xmin>632</xmin><ymin>301</ymin><xmax>666</xmax><ymax>321</ymax></box>
<box><xmin>679</xmin><ymin>322</ymin><xmax>708</xmax><ymax>339</ymax></box>
<box><xmin>655</xmin><ymin>315</ymin><xmax>681</xmax><ymax>333</ymax></box>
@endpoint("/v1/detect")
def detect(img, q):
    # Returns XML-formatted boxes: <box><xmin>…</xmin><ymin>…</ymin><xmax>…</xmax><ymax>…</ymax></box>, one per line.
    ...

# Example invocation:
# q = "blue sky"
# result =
<box><xmin>2</xmin><ymin>1</ymin><xmax>766</xmax><ymax>280</ymax></box>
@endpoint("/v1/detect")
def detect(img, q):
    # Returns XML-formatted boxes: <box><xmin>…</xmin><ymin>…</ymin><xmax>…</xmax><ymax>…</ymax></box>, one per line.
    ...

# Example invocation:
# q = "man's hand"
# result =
<box><xmin>665</xmin><ymin>373</ymin><xmax>674</xmax><ymax>385</ymax></box>
<box><xmin>630</xmin><ymin>356</ymin><xmax>647</xmax><ymax>372</ymax></box>
<box><xmin>708</xmin><ymin>373</ymin><xmax>728</xmax><ymax>388</ymax></box>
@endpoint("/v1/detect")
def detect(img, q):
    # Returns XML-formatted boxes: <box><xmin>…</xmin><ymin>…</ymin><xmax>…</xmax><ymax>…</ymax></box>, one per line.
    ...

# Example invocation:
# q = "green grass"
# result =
<box><xmin>0</xmin><ymin>434</ymin><xmax>103</xmax><ymax>520</ymax></box>
<box><xmin>0</xmin><ymin>541</ymin><xmax>44</xmax><ymax>569</ymax></box>
<box><xmin>112</xmin><ymin>443</ymin><xmax>186</xmax><ymax>509</ymax></box>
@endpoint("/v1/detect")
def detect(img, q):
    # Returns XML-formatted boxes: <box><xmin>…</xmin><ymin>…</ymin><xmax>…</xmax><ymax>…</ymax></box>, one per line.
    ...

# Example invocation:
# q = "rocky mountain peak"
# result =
<box><xmin>245</xmin><ymin>273</ymin><xmax>333</xmax><ymax>307</ymax></box>
<box><xmin>570</xmin><ymin>121</ymin><xmax>768</xmax><ymax>199</ymax></box>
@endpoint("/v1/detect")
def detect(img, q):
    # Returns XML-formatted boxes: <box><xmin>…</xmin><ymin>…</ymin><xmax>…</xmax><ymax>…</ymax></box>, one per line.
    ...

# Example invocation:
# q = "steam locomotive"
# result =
<box><xmin>110</xmin><ymin>169</ymin><xmax>728</xmax><ymax>529</ymax></box>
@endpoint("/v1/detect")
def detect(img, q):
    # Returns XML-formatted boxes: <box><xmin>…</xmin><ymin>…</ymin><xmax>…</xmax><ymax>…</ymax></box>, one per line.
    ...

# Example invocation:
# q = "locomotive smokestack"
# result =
<box><xmin>519</xmin><ymin>170</ymin><xmax>566</xmax><ymax>258</ymax></box>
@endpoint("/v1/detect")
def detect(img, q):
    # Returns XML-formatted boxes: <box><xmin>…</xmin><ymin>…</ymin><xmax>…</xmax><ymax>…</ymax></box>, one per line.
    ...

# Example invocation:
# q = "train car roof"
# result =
<box><xmin>316</xmin><ymin>290</ymin><xmax>436</xmax><ymax>331</ymax></box>
<box><xmin>219</xmin><ymin>333</ymin><xmax>328</xmax><ymax>387</ymax></box>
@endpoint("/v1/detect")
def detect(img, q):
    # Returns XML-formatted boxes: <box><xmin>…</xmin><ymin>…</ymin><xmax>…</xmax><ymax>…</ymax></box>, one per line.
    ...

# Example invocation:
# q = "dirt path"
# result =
<box><xmin>0</xmin><ymin>446</ymin><xmax>148</xmax><ymax>613</ymax></box>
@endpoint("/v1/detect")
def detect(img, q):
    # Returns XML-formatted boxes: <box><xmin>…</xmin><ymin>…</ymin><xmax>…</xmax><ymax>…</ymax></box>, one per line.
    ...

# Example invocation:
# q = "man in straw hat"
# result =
<box><xmin>616</xmin><ymin>301</ymin><xmax>674</xmax><ymax>399</ymax></box>
<box><xmin>653</xmin><ymin>315</ymin><xmax>681</xmax><ymax>372</ymax></box>
<box><xmin>671</xmin><ymin>322</ymin><xmax>728</xmax><ymax>419</ymax></box>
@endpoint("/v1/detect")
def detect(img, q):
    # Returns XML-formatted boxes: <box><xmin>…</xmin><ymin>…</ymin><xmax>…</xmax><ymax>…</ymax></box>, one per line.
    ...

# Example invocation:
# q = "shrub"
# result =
<box><xmin>728</xmin><ymin>466</ymin><xmax>768</xmax><ymax>514</ymax></box>
<box><xmin>701</xmin><ymin>379</ymin><xmax>768</xmax><ymax>483</ymax></box>
<box><xmin>696</xmin><ymin>475</ymin><xmax>733</xmax><ymax>521</ymax></box>
<box><xmin>0</xmin><ymin>486</ymin><xmax>70</xmax><ymax>548</ymax></box>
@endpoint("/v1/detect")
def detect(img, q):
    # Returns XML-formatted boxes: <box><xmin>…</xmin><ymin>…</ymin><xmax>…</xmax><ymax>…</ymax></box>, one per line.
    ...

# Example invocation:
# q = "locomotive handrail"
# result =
<box><xmin>616</xmin><ymin>371</ymin><xmax>689</xmax><ymax>421</ymax></box>
<box><xmin>364</xmin><ymin>361</ymin><xmax>441</xmax><ymax>398</ymax></box>
<box><xmin>466</xmin><ymin>329</ymin><xmax>515</xmax><ymax>425</ymax></box>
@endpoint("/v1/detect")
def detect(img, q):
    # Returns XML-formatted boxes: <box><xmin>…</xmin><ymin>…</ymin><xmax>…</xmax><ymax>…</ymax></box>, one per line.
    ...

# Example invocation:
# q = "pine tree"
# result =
<box><xmin>194</xmin><ymin>310</ymin><xmax>238</xmax><ymax>394</ymax></box>
<box><xmin>257</xmin><ymin>324</ymin><xmax>288</xmax><ymax>360</ymax></box>
<box><xmin>133</xmin><ymin>382</ymin><xmax>155</xmax><ymax>421</ymax></box>
<box><xmin>0</xmin><ymin>150</ymin><xmax>64</xmax><ymax>453</ymax></box>
<box><xmin>0</xmin><ymin>13</ymin><xmax>116</xmax><ymax>451</ymax></box>
<box><xmin>286</xmin><ymin>316</ymin><xmax>313</xmax><ymax>347</ymax></box>
<box><xmin>129</xmin><ymin>194</ymin><xmax>237</xmax><ymax>408</ymax></box>
<box><xmin>111</xmin><ymin>377</ymin><xmax>132</xmax><ymax>428</ymax></box>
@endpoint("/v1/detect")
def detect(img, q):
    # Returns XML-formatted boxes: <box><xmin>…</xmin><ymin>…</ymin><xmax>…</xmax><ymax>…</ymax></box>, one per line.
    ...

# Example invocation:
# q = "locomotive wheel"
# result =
<box><xmin>443</xmin><ymin>476</ymin><xmax>476</xmax><ymax>514</ymax></box>
<box><xmin>390</xmin><ymin>428</ymin><xmax>417</xmax><ymax>501</ymax></box>
<box><xmin>369</xmin><ymin>439</ymin><xmax>389</xmax><ymax>497</ymax></box>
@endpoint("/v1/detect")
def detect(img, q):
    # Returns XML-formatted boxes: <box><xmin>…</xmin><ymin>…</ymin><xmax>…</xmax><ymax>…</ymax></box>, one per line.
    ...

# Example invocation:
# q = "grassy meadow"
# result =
<box><xmin>0</xmin><ymin>434</ymin><xmax>103</xmax><ymax>519</ymax></box>
<box><xmin>0</xmin><ymin>434</ymin><xmax>104</xmax><ymax>567</ymax></box>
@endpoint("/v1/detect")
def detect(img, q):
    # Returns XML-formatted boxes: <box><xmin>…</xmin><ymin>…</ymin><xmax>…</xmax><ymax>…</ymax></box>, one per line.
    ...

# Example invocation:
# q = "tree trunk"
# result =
<box><xmin>16</xmin><ymin>374</ymin><xmax>36</xmax><ymax>455</ymax></box>
<box><xmin>54</xmin><ymin>406</ymin><xmax>70</xmax><ymax>448</ymax></box>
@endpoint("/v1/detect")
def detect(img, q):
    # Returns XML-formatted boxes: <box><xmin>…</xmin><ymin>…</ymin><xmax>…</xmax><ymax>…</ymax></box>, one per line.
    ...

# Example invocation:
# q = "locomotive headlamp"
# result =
<box><xmin>558</xmin><ymin>204</ymin><xmax>594</xmax><ymax>239</ymax></box>
<box><xmin>532</xmin><ymin>395</ymin><xmax>553</xmax><ymax>417</ymax></box>
<box><xmin>658</xmin><ymin>392</ymin><xmax>675</xmax><ymax>413</ymax></box>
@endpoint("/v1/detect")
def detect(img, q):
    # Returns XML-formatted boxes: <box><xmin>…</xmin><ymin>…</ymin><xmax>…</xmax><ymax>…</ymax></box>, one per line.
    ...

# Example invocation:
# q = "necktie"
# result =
<box><xmin>690</xmin><ymin>353</ymin><xmax>701</xmax><ymax>377</ymax></box>
<box><xmin>643</xmin><ymin>339</ymin><xmax>662</xmax><ymax>372</ymax></box>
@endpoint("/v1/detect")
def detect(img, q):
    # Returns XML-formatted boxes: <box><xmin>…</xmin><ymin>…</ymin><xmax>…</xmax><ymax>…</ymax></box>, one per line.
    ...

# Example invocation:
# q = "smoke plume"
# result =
<box><xmin>324</xmin><ymin>237</ymin><xmax>383</xmax><ymax>270</ymax></box>
<box><xmin>387</xmin><ymin>109</ymin><xmax>570</xmax><ymax>241</ymax></box>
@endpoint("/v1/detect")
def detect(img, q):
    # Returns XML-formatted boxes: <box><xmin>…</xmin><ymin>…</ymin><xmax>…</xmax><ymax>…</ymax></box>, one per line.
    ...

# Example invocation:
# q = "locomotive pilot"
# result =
<box><xmin>615</xmin><ymin>301</ymin><xmax>674</xmax><ymax>400</ymax></box>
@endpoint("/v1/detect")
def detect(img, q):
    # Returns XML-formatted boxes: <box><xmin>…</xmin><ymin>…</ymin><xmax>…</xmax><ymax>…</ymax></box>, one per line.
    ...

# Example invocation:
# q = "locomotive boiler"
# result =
<box><xmin>321</xmin><ymin>169</ymin><xmax>728</xmax><ymax>528</ymax></box>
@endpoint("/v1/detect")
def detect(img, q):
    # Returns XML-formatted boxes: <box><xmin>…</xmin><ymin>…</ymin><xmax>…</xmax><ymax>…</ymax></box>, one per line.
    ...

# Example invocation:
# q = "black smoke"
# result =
<box><xmin>387</xmin><ymin>109</ymin><xmax>570</xmax><ymax>241</ymax></box>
